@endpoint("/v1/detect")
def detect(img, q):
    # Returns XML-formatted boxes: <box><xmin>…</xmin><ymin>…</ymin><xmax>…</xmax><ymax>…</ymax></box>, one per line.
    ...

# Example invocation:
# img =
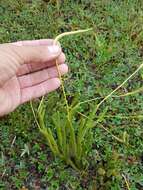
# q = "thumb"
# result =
<box><xmin>13</xmin><ymin>43</ymin><xmax>61</xmax><ymax>65</ymax></box>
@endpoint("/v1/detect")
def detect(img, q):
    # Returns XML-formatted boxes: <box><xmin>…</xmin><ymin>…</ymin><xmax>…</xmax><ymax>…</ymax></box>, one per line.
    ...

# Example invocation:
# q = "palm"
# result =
<box><xmin>0</xmin><ymin>39</ymin><xmax>67</xmax><ymax>116</ymax></box>
<box><xmin>1</xmin><ymin>76</ymin><xmax>21</xmax><ymax>114</ymax></box>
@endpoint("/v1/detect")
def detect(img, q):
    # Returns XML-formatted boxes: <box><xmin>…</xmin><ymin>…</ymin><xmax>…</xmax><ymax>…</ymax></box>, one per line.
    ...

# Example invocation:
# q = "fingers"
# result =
<box><xmin>18</xmin><ymin>64</ymin><xmax>68</xmax><ymax>88</ymax></box>
<box><xmin>17</xmin><ymin>52</ymin><xmax>66</xmax><ymax>76</ymax></box>
<box><xmin>11</xmin><ymin>43</ymin><xmax>62</xmax><ymax>65</ymax></box>
<box><xmin>12</xmin><ymin>39</ymin><xmax>56</xmax><ymax>46</ymax></box>
<box><xmin>21</xmin><ymin>78</ymin><xmax>61</xmax><ymax>104</ymax></box>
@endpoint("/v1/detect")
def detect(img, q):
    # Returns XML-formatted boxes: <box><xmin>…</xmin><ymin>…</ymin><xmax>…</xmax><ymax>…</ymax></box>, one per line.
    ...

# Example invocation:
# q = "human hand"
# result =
<box><xmin>0</xmin><ymin>39</ymin><xmax>68</xmax><ymax>116</ymax></box>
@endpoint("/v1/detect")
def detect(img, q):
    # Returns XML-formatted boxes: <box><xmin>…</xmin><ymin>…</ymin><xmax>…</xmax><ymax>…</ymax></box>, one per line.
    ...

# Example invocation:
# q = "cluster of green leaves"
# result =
<box><xmin>1</xmin><ymin>0</ymin><xmax>143</xmax><ymax>189</ymax></box>
<box><xmin>34</xmin><ymin>64</ymin><xmax>143</xmax><ymax>173</ymax></box>
<box><xmin>33</xmin><ymin>27</ymin><xmax>143</xmax><ymax>171</ymax></box>
<box><xmin>34</xmin><ymin>96</ymin><xmax>96</xmax><ymax>171</ymax></box>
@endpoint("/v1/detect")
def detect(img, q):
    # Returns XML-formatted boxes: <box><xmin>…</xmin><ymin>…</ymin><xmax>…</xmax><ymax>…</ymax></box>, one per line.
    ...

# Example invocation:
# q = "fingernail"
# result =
<box><xmin>48</xmin><ymin>45</ymin><xmax>60</xmax><ymax>54</ymax></box>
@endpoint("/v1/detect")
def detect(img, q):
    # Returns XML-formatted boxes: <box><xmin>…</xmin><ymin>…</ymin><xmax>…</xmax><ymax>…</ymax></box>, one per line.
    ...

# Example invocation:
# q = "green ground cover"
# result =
<box><xmin>0</xmin><ymin>0</ymin><xmax>143</xmax><ymax>189</ymax></box>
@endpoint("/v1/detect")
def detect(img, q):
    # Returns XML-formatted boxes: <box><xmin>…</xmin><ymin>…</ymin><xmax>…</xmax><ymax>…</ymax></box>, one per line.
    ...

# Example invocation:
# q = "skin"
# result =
<box><xmin>0</xmin><ymin>39</ymin><xmax>68</xmax><ymax>116</ymax></box>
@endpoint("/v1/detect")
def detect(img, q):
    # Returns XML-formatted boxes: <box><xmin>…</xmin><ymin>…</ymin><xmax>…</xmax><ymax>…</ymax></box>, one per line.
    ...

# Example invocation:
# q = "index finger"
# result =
<box><xmin>12</xmin><ymin>39</ymin><xmax>56</xmax><ymax>46</ymax></box>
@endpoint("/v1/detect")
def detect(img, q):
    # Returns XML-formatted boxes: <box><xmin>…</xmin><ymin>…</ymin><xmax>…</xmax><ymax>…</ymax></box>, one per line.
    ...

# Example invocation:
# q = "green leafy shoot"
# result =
<box><xmin>30</xmin><ymin>28</ymin><xmax>93</xmax><ymax>171</ymax></box>
<box><xmin>30</xmin><ymin>27</ymin><xmax>143</xmax><ymax>171</ymax></box>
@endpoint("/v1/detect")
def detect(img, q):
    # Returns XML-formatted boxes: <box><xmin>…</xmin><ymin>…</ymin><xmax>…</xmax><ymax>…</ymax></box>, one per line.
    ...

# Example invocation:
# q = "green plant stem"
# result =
<box><xmin>77</xmin><ymin>111</ymin><xmax>124</xmax><ymax>143</ymax></box>
<box><xmin>31</xmin><ymin>28</ymin><xmax>92</xmax><ymax>126</ymax></box>
<box><xmin>53</xmin><ymin>29</ymin><xmax>93</xmax><ymax>160</ymax></box>
<box><xmin>95</xmin><ymin>64</ymin><xmax>143</xmax><ymax>112</ymax></box>
<box><xmin>54</xmin><ymin>28</ymin><xmax>92</xmax><ymax>43</ymax></box>
<box><xmin>55</xmin><ymin>59</ymin><xmax>70</xmax><ymax>117</ymax></box>
<box><xmin>99</xmin><ymin>124</ymin><xmax>124</xmax><ymax>143</ymax></box>
<box><xmin>78</xmin><ymin>112</ymin><xmax>143</xmax><ymax>120</ymax></box>
<box><xmin>78</xmin><ymin>110</ymin><xmax>143</xmax><ymax>142</ymax></box>
<box><xmin>116</xmin><ymin>86</ymin><xmax>143</xmax><ymax>97</ymax></box>
<box><xmin>56</xmin><ymin>0</ymin><xmax>60</xmax><ymax>11</ymax></box>
<box><xmin>38</xmin><ymin>28</ymin><xmax>93</xmax><ymax>120</ymax></box>
<box><xmin>53</xmin><ymin>28</ymin><xmax>93</xmax><ymax>119</ymax></box>
<box><xmin>122</xmin><ymin>174</ymin><xmax>131</xmax><ymax>190</ymax></box>
<box><xmin>30</xmin><ymin>28</ymin><xmax>93</xmax><ymax>170</ymax></box>
<box><xmin>30</xmin><ymin>101</ymin><xmax>41</xmax><ymax>130</ymax></box>
<box><xmin>72</xmin><ymin>85</ymin><xmax>143</xmax><ymax>111</ymax></box>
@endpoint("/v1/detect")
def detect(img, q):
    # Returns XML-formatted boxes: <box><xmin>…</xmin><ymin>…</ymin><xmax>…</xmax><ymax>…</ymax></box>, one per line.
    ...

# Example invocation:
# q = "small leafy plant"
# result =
<box><xmin>31</xmin><ymin>29</ymin><xmax>143</xmax><ymax>171</ymax></box>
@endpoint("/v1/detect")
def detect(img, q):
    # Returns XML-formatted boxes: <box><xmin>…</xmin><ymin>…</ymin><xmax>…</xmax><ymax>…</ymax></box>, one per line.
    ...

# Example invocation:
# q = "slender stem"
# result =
<box><xmin>72</xmin><ymin>84</ymin><xmax>143</xmax><ymax>110</ymax></box>
<box><xmin>55</xmin><ymin>59</ymin><xmax>70</xmax><ymax>116</ymax></box>
<box><xmin>77</xmin><ymin>111</ymin><xmax>124</xmax><ymax>143</ymax></box>
<box><xmin>95</xmin><ymin>64</ymin><xmax>143</xmax><ymax>112</ymax></box>
<box><xmin>56</xmin><ymin>0</ymin><xmax>60</xmax><ymax>11</ymax></box>
<box><xmin>99</xmin><ymin>124</ymin><xmax>124</xmax><ymax>143</ymax></box>
<box><xmin>38</xmin><ymin>28</ymin><xmax>93</xmax><ymax>125</ymax></box>
<box><xmin>54</xmin><ymin>28</ymin><xmax>92</xmax><ymax>44</ymax></box>
<box><xmin>53</xmin><ymin>29</ymin><xmax>93</xmax><ymax>160</ymax></box>
<box><xmin>39</xmin><ymin>28</ymin><xmax>93</xmax><ymax>119</ymax></box>
<box><xmin>122</xmin><ymin>174</ymin><xmax>130</xmax><ymax>190</ymax></box>
<box><xmin>78</xmin><ymin>112</ymin><xmax>143</xmax><ymax>119</ymax></box>
<box><xmin>30</xmin><ymin>101</ymin><xmax>41</xmax><ymax>130</ymax></box>
<box><xmin>116</xmin><ymin>86</ymin><xmax>143</xmax><ymax>97</ymax></box>
<box><xmin>77</xmin><ymin>111</ymin><xmax>142</xmax><ymax>144</ymax></box>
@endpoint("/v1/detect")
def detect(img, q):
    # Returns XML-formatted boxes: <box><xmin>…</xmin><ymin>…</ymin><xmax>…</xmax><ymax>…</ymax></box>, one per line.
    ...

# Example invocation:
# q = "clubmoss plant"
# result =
<box><xmin>30</xmin><ymin>28</ymin><xmax>143</xmax><ymax>171</ymax></box>
<box><xmin>31</xmin><ymin>29</ymin><xmax>94</xmax><ymax>171</ymax></box>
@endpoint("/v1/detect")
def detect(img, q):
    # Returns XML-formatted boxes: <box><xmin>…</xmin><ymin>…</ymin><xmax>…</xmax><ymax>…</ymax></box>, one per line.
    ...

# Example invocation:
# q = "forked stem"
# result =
<box><xmin>39</xmin><ymin>28</ymin><xmax>93</xmax><ymax>119</ymax></box>
<box><xmin>30</xmin><ymin>29</ymin><xmax>93</xmax><ymax>170</ymax></box>
<box><xmin>96</xmin><ymin>64</ymin><xmax>143</xmax><ymax>112</ymax></box>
